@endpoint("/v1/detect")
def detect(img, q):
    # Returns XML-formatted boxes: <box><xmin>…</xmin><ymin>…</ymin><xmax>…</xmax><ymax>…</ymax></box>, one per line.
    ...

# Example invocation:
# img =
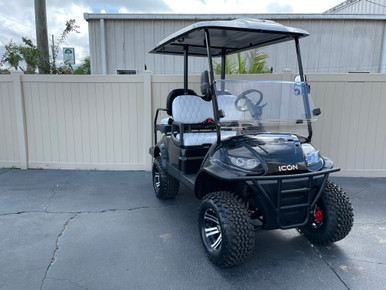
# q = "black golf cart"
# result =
<box><xmin>149</xmin><ymin>18</ymin><xmax>353</xmax><ymax>267</ymax></box>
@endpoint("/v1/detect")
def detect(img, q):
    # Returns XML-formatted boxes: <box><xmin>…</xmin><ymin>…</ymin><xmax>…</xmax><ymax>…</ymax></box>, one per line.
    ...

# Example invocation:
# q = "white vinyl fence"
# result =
<box><xmin>1</xmin><ymin>71</ymin><xmax>386</xmax><ymax>177</ymax></box>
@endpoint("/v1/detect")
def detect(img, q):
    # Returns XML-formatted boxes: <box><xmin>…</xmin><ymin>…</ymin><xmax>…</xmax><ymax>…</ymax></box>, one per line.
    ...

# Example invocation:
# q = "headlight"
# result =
<box><xmin>228</xmin><ymin>156</ymin><xmax>260</xmax><ymax>170</ymax></box>
<box><xmin>301</xmin><ymin>144</ymin><xmax>320</xmax><ymax>166</ymax></box>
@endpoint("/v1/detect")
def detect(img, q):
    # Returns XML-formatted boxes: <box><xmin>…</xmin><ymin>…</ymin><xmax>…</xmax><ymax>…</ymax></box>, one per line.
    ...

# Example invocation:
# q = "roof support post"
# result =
<box><xmin>204</xmin><ymin>29</ymin><xmax>221</xmax><ymax>144</ymax></box>
<box><xmin>204</xmin><ymin>30</ymin><xmax>215</xmax><ymax>85</ymax></box>
<box><xmin>184</xmin><ymin>45</ymin><xmax>188</xmax><ymax>94</ymax></box>
<box><xmin>295</xmin><ymin>37</ymin><xmax>313</xmax><ymax>142</ymax></box>
<box><xmin>294</xmin><ymin>37</ymin><xmax>305</xmax><ymax>81</ymax></box>
<box><xmin>221</xmin><ymin>48</ymin><xmax>226</xmax><ymax>80</ymax></box>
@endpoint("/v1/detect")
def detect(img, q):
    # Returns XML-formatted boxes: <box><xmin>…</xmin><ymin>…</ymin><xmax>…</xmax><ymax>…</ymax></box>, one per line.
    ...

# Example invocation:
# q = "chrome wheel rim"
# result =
<box><xmin>202</xmin><ymin>208</ymin><xmax>222</xmax><ymax>252</ymax></box>
<box><xmin>153</xmin><ymin>167</ymin><xmax>160</xmax><ymax>193</ymax></box>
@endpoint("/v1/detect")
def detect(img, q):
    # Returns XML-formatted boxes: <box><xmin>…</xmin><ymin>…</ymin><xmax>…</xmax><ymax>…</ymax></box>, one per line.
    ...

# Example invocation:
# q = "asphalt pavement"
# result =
<box><xmin>0</xmin><ymin>168</ymin><xmax>385</xmax><ymax>290</ymax></box>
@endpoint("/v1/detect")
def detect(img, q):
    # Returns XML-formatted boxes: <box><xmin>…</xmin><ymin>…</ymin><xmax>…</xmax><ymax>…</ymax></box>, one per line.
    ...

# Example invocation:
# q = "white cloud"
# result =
<box><xmin>163</xmin><ymin>0</ymin><xmax>343</xmax><ymax>14</ymax></box>
<box><xmin>119</xmin><ymin>8</ymin><xmax>130</xmax><ymax>13</ymax></box>
<box><xmin>266</xmin><ymin>1</ymin><xmax>293</xmax><ymax>13</ymax></box>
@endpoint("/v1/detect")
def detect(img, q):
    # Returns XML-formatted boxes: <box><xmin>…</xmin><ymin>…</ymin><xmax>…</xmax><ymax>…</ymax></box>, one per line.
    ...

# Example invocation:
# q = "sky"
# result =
<box><xmin>0</xmin><ymin>0</ymin><xmax>343</xmax><ymax>68</ymax></box>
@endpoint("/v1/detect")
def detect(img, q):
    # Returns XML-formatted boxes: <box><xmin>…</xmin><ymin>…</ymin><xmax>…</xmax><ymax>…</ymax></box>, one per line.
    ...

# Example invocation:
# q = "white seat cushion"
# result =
<box><xmin>176</xmin><ymin>131</ymin><xmax>236</xmax><ymax>146</ymax></box>
<box><xmin>160</xmin><ymin>118</ymin><xmax>170</xmax><ymax>125</ymax></box>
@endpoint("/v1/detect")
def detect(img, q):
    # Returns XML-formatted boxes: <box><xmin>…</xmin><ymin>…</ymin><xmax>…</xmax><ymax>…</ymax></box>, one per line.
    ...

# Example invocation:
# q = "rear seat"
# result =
<box><xmin>172</xmin><ymin>94</ymin><xmax>239</xmax><ymax>146</ymax></box>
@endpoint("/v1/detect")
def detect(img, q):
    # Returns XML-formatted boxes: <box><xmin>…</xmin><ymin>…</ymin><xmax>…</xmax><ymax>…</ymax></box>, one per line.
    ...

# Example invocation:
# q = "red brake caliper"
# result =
<box><xmin>314</xmin><ymin>206</ymin><xmax>324</xmax><ymax>223</ymax></box>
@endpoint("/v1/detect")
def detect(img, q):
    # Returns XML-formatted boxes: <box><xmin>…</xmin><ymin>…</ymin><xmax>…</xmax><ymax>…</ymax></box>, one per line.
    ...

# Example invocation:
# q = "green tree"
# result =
<box><xmin>213</xmin><ymin>49</ymin><xmax>271</xmax><ymax>75</ymax></box>
<box><xmin>0</xmin><ymin>19</ymin><xmax>79</xmax><ymax>74</ymax></box>
<box><xmin>18</xmin><ymin>37</ymin><xmax>42</xmax><ymax>74</ymax></box>
<box><xmin>74</xmin><ymin>56</ymin><xmax>90</xmax><ymax>74</ymax></box>
<box><xmin>0</xmin><ymin>40</ymin><xmax>23</xmax><ymax>70</ymax></box>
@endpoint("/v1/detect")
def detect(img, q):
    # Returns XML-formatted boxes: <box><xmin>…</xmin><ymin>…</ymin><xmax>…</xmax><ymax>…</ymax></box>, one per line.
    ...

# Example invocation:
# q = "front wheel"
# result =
<box><xmin>198</xmin><ymin>191</ymin><xmax>255</xmax><ymax>267</ymax></box>
<box><xmin>299</xmin><ymin>181</ymin><xmax>354</xmax><ymax>244</ymax></box>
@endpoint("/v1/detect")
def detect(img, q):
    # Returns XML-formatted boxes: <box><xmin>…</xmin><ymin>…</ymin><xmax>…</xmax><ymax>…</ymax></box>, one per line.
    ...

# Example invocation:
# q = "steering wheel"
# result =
<box><xmin>235</xmin><ymin>89</ymin><xmax>267</xmax><ymax>120</ymax></box>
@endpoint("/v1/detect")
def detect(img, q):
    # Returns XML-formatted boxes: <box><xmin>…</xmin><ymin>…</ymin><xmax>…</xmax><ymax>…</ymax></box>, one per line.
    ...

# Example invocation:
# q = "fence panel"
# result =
<box><xmin>1</xmin><ymin>72</ymin><xmax>386</xmax><ymax>176</ymax></box>
<box><xmin>0</xmin><ymin>76</ymin><xmax>19</xmax><ymax>167</ymax></box>
<box><xmin>309</xmin><ymin>74</ymin><xmax>386</xmax><ymax>176</ymax></box>
<box><xmin>22</xmin><ymin>75</ymin><xmax>147</xmax><ymax>170</ymax></box>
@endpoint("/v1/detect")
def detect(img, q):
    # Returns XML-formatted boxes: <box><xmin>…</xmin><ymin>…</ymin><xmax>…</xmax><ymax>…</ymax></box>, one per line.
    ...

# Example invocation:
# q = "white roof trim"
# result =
<box><xmin>84</xmin><ymin>13</ymin><xmax>386</xmax><ymax>21</ymax></box>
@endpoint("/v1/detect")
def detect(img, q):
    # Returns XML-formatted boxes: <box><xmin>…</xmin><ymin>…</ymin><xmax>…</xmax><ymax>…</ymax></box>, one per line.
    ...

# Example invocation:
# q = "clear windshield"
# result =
<box><xmin>214</xmin><ymin>80</ymin><xmax>317</xmax><ymax>137</ymax></box>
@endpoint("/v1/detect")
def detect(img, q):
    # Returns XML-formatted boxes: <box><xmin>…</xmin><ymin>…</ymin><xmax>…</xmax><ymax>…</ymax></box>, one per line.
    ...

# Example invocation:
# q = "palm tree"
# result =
<box><xmin>213</xmin><ymin>49</ymin><xmax>270</xmax><ymax>74</ymax></box>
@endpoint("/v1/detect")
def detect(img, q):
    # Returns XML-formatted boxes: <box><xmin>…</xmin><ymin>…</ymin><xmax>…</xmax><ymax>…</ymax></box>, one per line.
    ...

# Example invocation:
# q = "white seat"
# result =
<box><xmin>176</xmin><ymin>131</ymin><xmax>236</xmax><ymax>146</ymax></box>
<box><xmin>160</xmin><ymin>118</ymin><xmax>170</xmax><ymax>125</ymax></box>
<box><xmin>171</xmin><ymin>94</ymin><xmax>239</xmax><ymax>146</ymax></box>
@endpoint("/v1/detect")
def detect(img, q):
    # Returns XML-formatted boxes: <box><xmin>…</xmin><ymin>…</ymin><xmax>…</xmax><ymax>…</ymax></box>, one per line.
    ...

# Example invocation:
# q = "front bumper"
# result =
<box><xmin>242</xmin><ymin>168</ymin><xmax>340</xmax><ymax>229</ymax></box>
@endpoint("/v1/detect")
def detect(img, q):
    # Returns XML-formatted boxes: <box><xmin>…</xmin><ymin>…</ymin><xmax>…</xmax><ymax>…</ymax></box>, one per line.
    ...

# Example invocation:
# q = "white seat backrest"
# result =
<box><xmin>172</xmin><ymin>95</ymin><xmax>213</xmax><ymax>124</ymax></box>
<box><xmin>172</xmin><ymin>94</ymin><xmax>242</xmax><ymax>124</ymax></box>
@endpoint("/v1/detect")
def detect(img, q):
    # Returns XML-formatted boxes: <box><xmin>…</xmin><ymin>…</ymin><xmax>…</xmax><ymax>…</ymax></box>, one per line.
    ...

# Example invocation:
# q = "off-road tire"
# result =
<box><xmin>299</xmin><ymin>181</ymin><xmax>354</xmax><ymax>244</ymax></box>
<box><xmin>152</xmin><ymin>156</ymin><xmax>179</xmax><ymax>199</ymax></box>
<box><xmin>198</xmin><ymin>191</ymin><xmax>255</xmax><ymax>267</ymax></box>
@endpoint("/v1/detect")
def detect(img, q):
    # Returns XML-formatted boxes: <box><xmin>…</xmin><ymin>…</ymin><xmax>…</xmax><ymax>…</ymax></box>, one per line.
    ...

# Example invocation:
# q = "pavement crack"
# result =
<box><xmin>1</xmin><ymin>204</ymin><xmax>196</xmax><ymax>217</ymax></box>
<box><xmin>44</xmin><ymin>183</ymin><xmax>64</xmax><ymax>212</ymax></box>
<box><xmin>40</xmin><ymin>213</ymin><xmax>78</xmax><ymax>290</ymax></box>
<box><xmin>0</xmin><ymin>210</ymin><xmax>47</xmax><ymax>216</ymax></box>
<box><xmin>304</xmin><ymin>240</ymin><xmax>351</xmax><ymax>290</ymax></box>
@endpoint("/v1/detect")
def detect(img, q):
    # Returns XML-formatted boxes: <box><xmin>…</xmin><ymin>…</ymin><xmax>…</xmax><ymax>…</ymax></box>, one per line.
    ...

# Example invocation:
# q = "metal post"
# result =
<box><xmin>184</xmin><ymin>46</ymin><xmax>188</xmax><ymax>94</ymax></box>
<box><xmin>204</xmin><ymin>29</ymin><xmax>221</xmax><ymax>144</ymax></box>
<box><xmin>204</xmin><ymin>30</ymin><xmax>215</xmax><ymax>85</ymax></box>
<box><xmin>295</xmin><ymin>38</ymin><xmax>313</xmax><ymax>142</ymax></box>
<box><xmin>221</xmin><ymin>48</ymin><xmax>226</xmax><ymax>80</ymax></box>
<box><xmin>294</xmin><ymin>37</ymin><xmax>305</xmax><ymax>81</ymax></box>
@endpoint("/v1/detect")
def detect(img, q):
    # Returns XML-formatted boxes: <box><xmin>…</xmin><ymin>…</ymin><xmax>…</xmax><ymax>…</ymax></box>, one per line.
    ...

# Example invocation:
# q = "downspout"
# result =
<box><xmin>100</xmin><ymin>18</ymin><xmax>107</xmax><ymax>75</ymax></box>
<box><xmin>380</xmin><ymin>21</ymin><xmax>386</xmax><ymax>73</ymax></box>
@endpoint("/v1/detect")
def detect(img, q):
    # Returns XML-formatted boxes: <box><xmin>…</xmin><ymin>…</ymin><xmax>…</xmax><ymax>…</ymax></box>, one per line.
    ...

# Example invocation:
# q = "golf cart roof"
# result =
<box><xmin>150</xmin><ymin>18</ymin><xmax>309</xmax><ymax>57</ymax></box>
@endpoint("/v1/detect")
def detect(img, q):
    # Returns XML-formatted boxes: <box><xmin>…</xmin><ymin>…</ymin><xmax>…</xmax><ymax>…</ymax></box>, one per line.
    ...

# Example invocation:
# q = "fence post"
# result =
<box><xmin>282</xmin><ymin>68</ymin><xmax>293</xmax><ymax>81</ymax></box>
<box><xmin>143</xmin><ymin>70</ymin><xmax>153</xmax><ymax>171</ymax></box>
<box><xmin>12</xmin><ymin>71</ymin><xmax>28</xmax><ymax>169</ymax></box>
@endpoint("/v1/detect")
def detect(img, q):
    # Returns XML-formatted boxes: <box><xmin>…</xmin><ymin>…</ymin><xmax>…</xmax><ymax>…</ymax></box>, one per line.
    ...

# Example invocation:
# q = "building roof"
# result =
<box><xmin>84</xmin><ymin>13</ymin><xmax>386</xmax><ymax>21</ymax></box>
<box><xmin>324</xmin><ymin>0</ymin><xmax>386</xmax><ymax>14</ymax></box>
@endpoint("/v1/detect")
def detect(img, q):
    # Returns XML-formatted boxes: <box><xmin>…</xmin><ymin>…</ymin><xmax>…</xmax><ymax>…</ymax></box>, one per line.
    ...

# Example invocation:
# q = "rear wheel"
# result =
<box><xmin>299</xmin><ymin>181</ymin><xmax>354</xmax><ymax>244</ymax></box>
<box><xmin>152</xmin><ymin>156</ymin><xmax>179</xmax><ymax>199</ymax></box>
<box><xmin>198</xmin><ymin>191</ymin><xmax>255</xmax><ymax>267</ymax></box>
